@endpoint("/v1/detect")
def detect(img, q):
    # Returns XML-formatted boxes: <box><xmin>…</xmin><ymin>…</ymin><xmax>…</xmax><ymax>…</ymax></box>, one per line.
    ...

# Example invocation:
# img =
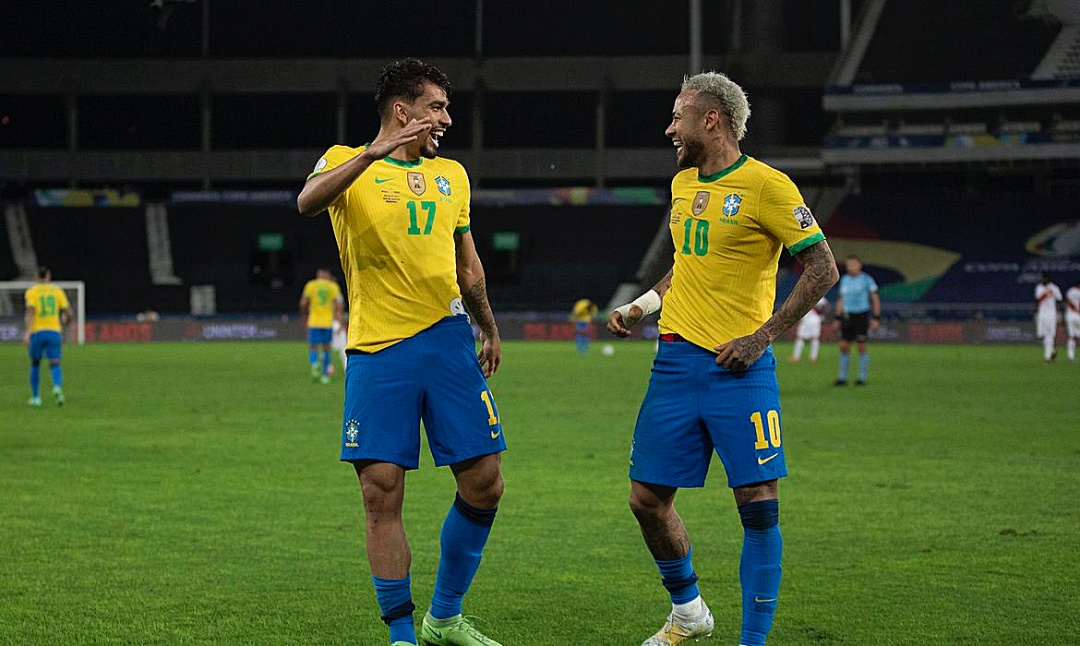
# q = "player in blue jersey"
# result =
<box><xmin>833</xmin><ymin>255</ymin><xmax>880</xmax><ymax>386</ymax></box>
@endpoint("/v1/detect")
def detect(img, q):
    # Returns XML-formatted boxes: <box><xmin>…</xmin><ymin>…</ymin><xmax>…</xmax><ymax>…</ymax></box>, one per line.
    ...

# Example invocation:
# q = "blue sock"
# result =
<box><xmin>372</xmin><ymin>574</ymin><xmax>416</xmax><ymax>644</ymax></box>
<box><xmin>308</xmin><ymin>348</ymin><xmax>317</xmax><ymax>367</ymax></box>
<box><xmin>322</xmin><ymin>350</ymin><xmax>332</xmax><ymax>375</ymax></box>
<box><xmin>655</xmin><ymin>545</ymin><xmax>701</xmax><ymax>604</ymax></box>
<box><xmin>30</xmin><ymin>364</ymin><xmax>40</xmax><ymax>398</ymax></box>
<box><xmin>50</xmin><ymin>364</ymin><xmax>62</xmax><ymax>388</ymax></box>
<box><xmin>576</xmin><ymin>335</ymin><xmax>588</xmax><ymax>354</ymax></box>
<box><xmin>738</xmin><ymin>500</ymin><xmax>782</xmax><ymax>646</ymax></box>
<box><xmin>838</xmin><ymin>353</ymin><xmax>850</xmax><ymax>380</ymax></box>
<box><xmin>858</xmin><ymin>353</ymin><xmax>870</xmax><ymax>381</ymax></box>
<box><xmin>430</xmin><ymin>494</ymin><xmax>497</xmax><ymax>620</ymax></box>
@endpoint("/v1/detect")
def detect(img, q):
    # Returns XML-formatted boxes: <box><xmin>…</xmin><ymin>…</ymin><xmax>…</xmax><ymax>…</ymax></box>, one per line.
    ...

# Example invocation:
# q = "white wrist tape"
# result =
<box><xmin>615</xmin><ymin>289</ymin><xmax>662</xmax><ymax>320</ymax></box>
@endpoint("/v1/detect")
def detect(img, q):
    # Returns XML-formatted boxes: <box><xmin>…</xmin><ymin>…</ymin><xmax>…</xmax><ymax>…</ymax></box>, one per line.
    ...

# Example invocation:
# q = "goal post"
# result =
<box><xmin>0</xmin><ymin>281</ymin><xmax>86</xmax><ymax>345</ymax></box>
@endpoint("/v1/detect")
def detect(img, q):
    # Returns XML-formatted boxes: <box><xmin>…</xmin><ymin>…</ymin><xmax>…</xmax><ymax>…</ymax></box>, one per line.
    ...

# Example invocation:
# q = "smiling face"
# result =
<box><xmin>665</xmin><ymin>92</ymin><xmax>708</xmax><ymax>169</ymax></box>
<box><xmin>395</xmin><ymin>81</ymin><xmax>451</xmax><ymax>159</ymax></box>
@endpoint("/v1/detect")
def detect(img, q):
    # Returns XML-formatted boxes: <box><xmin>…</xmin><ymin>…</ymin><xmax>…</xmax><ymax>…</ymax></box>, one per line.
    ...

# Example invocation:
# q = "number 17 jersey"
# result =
<box><xmin>309</xmin><ymin>145</ymin><xmax>471</xmax><ymax>353</ymax></box>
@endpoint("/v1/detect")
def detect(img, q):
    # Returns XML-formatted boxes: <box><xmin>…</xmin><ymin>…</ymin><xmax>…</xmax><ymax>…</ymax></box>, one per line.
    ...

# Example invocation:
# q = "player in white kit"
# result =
<box><xmin>791</xmin><ymin>297</ymin><xmax>828</xmax><ymax>362</ymax></box>
<box><xmin>1065</xmin><ymin>280</ymin><xmax>1080</xmax><ymax>363</ymax></box>
<box><xmin>1035</xmin><ymin>273</ymin><xmax>1062</xmax><ymax>363</ymax></box>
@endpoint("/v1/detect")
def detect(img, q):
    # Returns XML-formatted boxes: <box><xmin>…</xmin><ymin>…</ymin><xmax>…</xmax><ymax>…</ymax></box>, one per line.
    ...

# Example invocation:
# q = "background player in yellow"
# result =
<box><xmin>299</xmin><ymin>268</ymin><xmax>343</xmax><ymax>383</ymax></box>
<box><xmin>569</xmin><ymin>298</ymin><xmax>599</xmax><ymax>354</ymax></box>
<box><xmin>297</xmin><ymin>58</ymin><xmax>505</xmax><ymax>646</ymax></box>
<box><xmin>608</xmin><ymin>72</ymin><xmax>838</xmax><ymax>646</ymax></box>
<box><xmin>23</xmin><ymin>267</ymin><xmax>71</xmax><ymax>407</ymax></box>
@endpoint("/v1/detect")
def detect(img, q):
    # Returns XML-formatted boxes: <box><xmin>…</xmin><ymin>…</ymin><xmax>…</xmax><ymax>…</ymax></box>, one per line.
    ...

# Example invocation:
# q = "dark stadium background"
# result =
<box><xmin>2</xmin><ymin>0</ymin><xmax>1078</xmax><ymax>344</ymax></box>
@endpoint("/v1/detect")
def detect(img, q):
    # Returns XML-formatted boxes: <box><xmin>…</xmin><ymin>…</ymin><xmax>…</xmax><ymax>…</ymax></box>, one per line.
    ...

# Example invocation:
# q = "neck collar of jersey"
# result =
<box><xmin>697</xmin><ymin>154</ymin><xmax>747</xmax><ymax>183</ymax></box>
<box><xmin>382</xmin><ymin>156</ymin><xmax>424</xmax><ymax>168</ymax></box>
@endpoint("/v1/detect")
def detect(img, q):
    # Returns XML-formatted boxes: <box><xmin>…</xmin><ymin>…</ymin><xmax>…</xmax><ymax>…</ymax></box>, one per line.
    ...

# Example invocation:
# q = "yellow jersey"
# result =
<box><xmin>659</xmin><ymin>155</ymin><xmax>825</xmax><ymax>350</ymax></box>
<box><xmin>301</xmin><ymin>277</ymin><xmax>342</xmax><ymax>329</ymax></box>
<box><xmin>24</xmin><ymin>283</ymin><xmax>70</xmax><ymax>333</ymax></box>
<box><xmin>572</xmin><ymin>299</ymin><xmax>597</xmax><ymax>322</ymax></box>
<box><xmin>309</xmin><ymin>145</ymin><xmax>471</xmax><ymax>353</ymax></box>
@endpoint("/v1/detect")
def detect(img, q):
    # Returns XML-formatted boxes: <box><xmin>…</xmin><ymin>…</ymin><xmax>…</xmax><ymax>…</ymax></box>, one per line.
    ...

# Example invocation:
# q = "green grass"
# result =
<box><xmin>1</xmin><ymin>340</ymin><xmax>1078</xmax><ymax>645</ymax></box>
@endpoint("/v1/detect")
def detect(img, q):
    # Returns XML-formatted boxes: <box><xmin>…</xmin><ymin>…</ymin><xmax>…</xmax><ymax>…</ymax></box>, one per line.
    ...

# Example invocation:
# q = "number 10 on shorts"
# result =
<box><xmin>480</xmin><ymin>389</ymin><xmax>500</xmax><ymax>426</ymax></box>
<box><xmin>750</xmin><ymin>410</ymin><xmax>781</xmax><ymax>449</ymax></box>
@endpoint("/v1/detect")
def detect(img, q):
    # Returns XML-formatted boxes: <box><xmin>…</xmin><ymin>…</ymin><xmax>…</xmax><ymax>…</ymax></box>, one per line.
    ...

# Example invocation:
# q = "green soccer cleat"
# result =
<box><xmin>310</xmin><ymin>364</ymin><xmax>321</xmax><ymax>380</ymax></box>
<box><xmin>319</xmin><ymin>374</ymin><xmax>331</xmax><ymax>385</ymax></box>
<box><xmin>52</xmin><ymin>386</ymin><xmax>65</xmax><ymax>406</ymax></box>
<box><xmin>28</xmin><ymin>396</ymin><xmax>42</xmax><ymax>407</ymax></box>
<box><xmin>641</xmin><ymin>605</ymin><xmax>715</xmax><ymax>646</ymax></box>
<box><xmin>420</xmin><ymin>613</ymin><xmax>502</xmax><ymax>646</ymax></box>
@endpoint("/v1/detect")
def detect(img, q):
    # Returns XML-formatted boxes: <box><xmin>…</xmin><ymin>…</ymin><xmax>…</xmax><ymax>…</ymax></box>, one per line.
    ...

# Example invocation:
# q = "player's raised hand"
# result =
<box><xmin>478</xmin><ymin>331</ymin><xmax>502</xmax><ymax>378</ymax></box>
<box><xmin>714</xmin><ymin>331</ymin><xmax>769</xmax><ymax>372</ymax></box>
<box><xmin>607</xmin><ymin>305</ymin><xmax>643</xmax><ymax>338</ymax></box>
<box><xmin>363</xmin><ymin>118</ymin><xmax>433</xmax><ymax>160</ymax></box>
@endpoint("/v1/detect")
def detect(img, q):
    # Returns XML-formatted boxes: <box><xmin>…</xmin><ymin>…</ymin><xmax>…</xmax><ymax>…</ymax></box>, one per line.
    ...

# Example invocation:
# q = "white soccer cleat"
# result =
<box><xmin>641</xmin><ymin>605</ymin><xmax>715</xmax><ymax>646</ymax></box>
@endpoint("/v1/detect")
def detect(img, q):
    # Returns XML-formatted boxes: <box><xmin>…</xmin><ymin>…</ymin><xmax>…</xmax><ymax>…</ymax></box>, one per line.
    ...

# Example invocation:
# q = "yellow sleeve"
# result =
<box><xmin>56</xmin><ymin>288</ymin><xmax>70</xmax><ymax>310</ymax></box>
<box><xmin>757</xmin><ymin>174</ymin><xmax>825</xmax><ymax>255</ymax></box>
<box><xmin>307</xmin><ymin>145</ymin><xmax>360</xmax><ymax>181</ymax></box>
<box><xmin>301</xmin><ymin>281</ymin><xmax>315</xmax><ymax>300</ymax></box>
<box><xmin>331</xmin><ymin>282</ymin><xmax>343</xmax><ymax>301</ymax></box>
<box><xmin>455</xmin><ymin>165</ymin><xmax>471</xmax><ymax>235</ymax></box>
<box><xmin>24</xmin><ymin>287</ymin><xmax>35</xmax><ymax>308</ymax></box>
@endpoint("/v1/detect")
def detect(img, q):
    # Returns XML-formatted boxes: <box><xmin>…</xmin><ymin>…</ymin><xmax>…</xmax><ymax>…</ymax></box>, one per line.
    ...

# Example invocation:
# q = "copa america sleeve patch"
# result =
<box><xmin>313</xmin><ymin>157</ymin><xmax>328</xmax><ymax>173</ymax></box>
<box><xmin>793</xmin><ymin>205</ymin><xmax>814</xmax><ymax>230</ymax></box>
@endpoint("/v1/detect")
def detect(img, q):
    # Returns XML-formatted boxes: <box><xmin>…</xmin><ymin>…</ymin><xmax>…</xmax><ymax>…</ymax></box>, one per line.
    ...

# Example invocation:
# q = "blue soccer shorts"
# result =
<box><xmin>630</xmin><ymin>339</ymin><xmax>786</xmax><ymax>489</ymax></box>
<box><xmin>28</xmin><ymin>331</ymin><xmax>63</xmax><ymax>363</ymax></box>
<box><xmin>340</xmin><ymin>315</ymin><xmax>506</xmax><ymax>469</ymax></box>
<box><xmin>308</xmin><ymin>327</ymin><xmax>333</xmax><ymax>345</ymax></box>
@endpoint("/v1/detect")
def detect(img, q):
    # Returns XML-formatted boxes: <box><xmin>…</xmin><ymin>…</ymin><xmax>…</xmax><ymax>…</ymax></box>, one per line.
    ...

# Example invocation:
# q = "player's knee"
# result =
<box><xmin>50</xmin><ymin>359</ymin><xmax>61</xmax><ymax>367</ymax></box>
<box><xmin>460</xmin><ymin>469</ymin><xmax>503</xmax><ymax>509</ymax></box>
<box><xmin>738</xmin><ymin>499</ymin><xmax>779</xmax><ymax>530</ymax></box>
<box><xmin>628</xmin><ymin>487</ymin><xmax>668</xmax><ymax>522</ymax></box>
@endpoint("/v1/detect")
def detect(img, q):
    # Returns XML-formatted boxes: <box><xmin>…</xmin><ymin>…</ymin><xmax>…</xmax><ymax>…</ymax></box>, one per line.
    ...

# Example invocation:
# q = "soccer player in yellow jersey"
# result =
<box><xmin>608</xmin><ymin>72</ymin><xmax>838</xmax><ymax>646</ymax></box>
<box><xmin>23</xmin><ymin>267</ymin><xmax>71</xmax><ymax>407</ymax></box>
<box><xmin>570</xmin><ymin>298</ymin><xmax>599</xmax><ymax>354</ymax></box>
<box><xmin>299</xmin><ymin>268</ymin><xmax>343</xmax><ymax>383</ymax></box>
<box><xmin>297</xmin><ymin>59</ymin><xmax>504</xmax><ymax>646</ymax></box>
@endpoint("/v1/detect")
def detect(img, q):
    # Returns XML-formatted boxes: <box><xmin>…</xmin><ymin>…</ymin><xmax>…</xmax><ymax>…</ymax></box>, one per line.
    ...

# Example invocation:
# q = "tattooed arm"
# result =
<box><xmin>715</xmin><ymin>240</ymin><xmax>839</xmax><ymax>371</ymax></box>
<box><xmin>455</xmin><ymin>230</ymin><xmax>501</xmax><ymax>377</ymax></box>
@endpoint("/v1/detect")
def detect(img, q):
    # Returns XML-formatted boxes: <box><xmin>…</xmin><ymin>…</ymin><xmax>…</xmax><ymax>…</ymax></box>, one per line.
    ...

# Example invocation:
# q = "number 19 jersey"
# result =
<box><xmin>309</xmin><ymin>145</ymin><xmax>472</xmax><ymax>353</ymax></box>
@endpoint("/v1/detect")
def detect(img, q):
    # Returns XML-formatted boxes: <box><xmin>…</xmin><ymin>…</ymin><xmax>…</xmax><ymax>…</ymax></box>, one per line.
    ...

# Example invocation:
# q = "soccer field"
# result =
<box><xmin>1</xmin><ymin>340</ymin><xmax>1078</xmax><ymax>645</ymax></box>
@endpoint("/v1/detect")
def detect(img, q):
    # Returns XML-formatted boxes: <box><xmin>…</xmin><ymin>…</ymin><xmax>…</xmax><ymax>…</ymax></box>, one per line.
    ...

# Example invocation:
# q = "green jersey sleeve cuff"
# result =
<box><xmin>455</xmin><ymin>225</ymin><xmax>471</xmax><ymax>235</ymax></box>
<box><xmin>305</xmin><ymin>170</ymin><xmax>324</xmax><ymax>181</ymax></box>
<box><xmin>787</xmin><ymin>232</ymin><xmax>825</xmax><ymax>255</ymax></box>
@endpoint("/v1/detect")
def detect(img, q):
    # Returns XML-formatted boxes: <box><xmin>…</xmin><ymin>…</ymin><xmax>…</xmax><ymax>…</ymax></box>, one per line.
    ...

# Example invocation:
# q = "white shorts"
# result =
<box><xmin>1036</xmin><ymin>313</ymin><xmax>1057</xmax><ymax>339</ymax></box>
<box><xmin>1067</xmin><ymin>313</ymin><xmax>1080</xmax><ymax>338</ymax></box>
<box><xmin>796</xmin><ymin>318</ymin><xmax>821</xmax><ymax>339</ymax></box>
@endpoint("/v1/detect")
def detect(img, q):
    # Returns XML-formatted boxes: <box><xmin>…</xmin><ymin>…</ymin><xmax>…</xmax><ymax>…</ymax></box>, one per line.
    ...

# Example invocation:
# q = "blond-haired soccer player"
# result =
<box><xmin>298</xmin><ymin>58</ymin><xmax>504</xmax><ymax>646</ymax></box>
<box><xmin>608</xmin><ymin>72</ymin><xmax>837</xmax><ymax>646</ymax></box>
<box><xmin>299</xmin><ymin>268</ymin><xmax>343</xmax><ymax>383</ymax></box>
<box><xmin>23</xmin><ymin>266</ymin><xmax>71</xmax><ymax>406</ymax></box>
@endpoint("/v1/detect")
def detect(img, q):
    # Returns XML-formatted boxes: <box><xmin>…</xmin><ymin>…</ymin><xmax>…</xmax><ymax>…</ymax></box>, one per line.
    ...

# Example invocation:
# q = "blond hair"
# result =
<box><xmin>682</xmin><ymin>71</ymin><xmax>750</xmax><ymax>141</ymax></box>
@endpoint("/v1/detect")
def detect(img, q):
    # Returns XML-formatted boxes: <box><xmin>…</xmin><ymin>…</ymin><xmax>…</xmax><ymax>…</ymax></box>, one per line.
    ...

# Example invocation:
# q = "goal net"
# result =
<box><xmin>0</xmin><ymin>281</ymin><xmax>86</xmax><ymax>345</ymax></box>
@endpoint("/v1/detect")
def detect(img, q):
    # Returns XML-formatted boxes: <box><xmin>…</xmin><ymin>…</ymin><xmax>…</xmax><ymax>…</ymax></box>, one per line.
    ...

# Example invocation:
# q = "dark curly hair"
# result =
<box><xmin>374</xmin><ymin>58</ymin><xmax>452</xmax><ymax>120</ymax></box>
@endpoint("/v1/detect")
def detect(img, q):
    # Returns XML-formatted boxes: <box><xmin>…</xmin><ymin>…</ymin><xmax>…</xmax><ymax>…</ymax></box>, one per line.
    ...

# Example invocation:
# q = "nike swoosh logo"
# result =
<box><xmin>428</xmin><ymin>628</ymin><xmax>442</xmax><ymax>639</ymax></box>
<box><xmin>374</xmin><ymin>177</ymin><xmax>392</xmax><ymax>184</ymax></box>
<box><xmin>757</xmin><ymin>453</ymin><xmax>779</xmax><ymax>465</ymax></box>
<box><xmin>491</xmin><ymin>430</ymin><xmax>501</xmax><ymax>440</ymax></box>
<box><xmin>754</xmin><ymin>596</ymin><xmax>777</xmax><ymax>603</ymax></box>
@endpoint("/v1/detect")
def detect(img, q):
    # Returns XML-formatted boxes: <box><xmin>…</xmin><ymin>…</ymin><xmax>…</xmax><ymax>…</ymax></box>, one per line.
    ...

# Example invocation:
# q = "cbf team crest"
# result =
<box><xmin>722</xmin><ymin>193</ymin><xmax>742</xmax><ymax>217</ymax></box>
<box><xmin>435</xmin><ymin>175</ymin><xmax>452</xmax><ymax>196</ymax></box>
<box><xmin>344</xmin><ymin>419</ymin><xmax>360</xmax><ymax>446</ymax></box>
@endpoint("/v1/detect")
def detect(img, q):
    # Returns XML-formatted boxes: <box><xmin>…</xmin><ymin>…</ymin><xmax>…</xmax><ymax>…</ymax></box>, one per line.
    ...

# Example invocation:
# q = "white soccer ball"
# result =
<box><xmin>601</xmin><ymin>343</ymin><xmax>615</xmax><ymax>357</ymax></box>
